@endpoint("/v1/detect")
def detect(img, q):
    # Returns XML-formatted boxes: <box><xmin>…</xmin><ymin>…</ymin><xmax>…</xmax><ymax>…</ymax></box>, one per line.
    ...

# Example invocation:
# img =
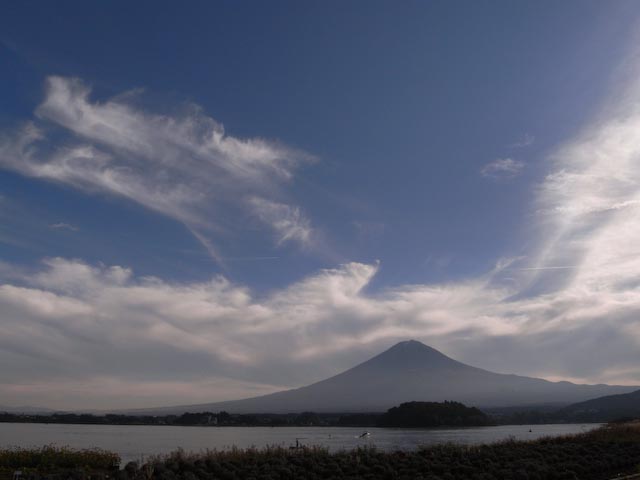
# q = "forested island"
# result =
<box><xmin>378</xmin><ymin>401</ymin><xmax>490</xmax><ymax>427</ymax></box>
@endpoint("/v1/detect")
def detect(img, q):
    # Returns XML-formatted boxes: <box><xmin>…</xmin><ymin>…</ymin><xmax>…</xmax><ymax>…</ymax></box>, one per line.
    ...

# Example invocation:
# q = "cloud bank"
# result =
<box><xmin>0</xmin><ymin>241</ymin><xmax>638</xmax><ymax>410</ymax></box>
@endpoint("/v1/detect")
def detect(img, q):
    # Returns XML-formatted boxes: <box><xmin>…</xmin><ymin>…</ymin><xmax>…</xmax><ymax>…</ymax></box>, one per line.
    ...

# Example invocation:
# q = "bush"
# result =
<box><xmin>0</xmin><ymin>445</ymin><xmax>119</xmax><ymax>470</ymax></box>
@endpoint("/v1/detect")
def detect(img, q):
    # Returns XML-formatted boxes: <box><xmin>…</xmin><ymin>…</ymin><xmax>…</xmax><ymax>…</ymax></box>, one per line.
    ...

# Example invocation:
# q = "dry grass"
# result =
<box><xmin>0</xmin><ymin>445</ymin><xmax>119</xmax><ymax>480</ymax></box>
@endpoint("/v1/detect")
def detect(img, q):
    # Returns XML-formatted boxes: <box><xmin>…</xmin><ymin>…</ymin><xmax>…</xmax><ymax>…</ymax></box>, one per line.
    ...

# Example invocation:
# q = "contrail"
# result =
<box><xmin>222</xmin><ymin>256</ymin><xmax>280</xmax><ymax>262</ymax></box>
<box><xmin>515</xmin><ymin>266</ymin><xmax>577</xmax><ymax>271</ymax></box>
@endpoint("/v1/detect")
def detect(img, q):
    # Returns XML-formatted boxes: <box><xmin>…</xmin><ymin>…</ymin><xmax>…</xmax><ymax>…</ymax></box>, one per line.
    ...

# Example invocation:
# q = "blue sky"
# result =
<box><xmin>2</xmin><ymin>1</ymin><xmax>640</xmax><ymax>409</ymax></box>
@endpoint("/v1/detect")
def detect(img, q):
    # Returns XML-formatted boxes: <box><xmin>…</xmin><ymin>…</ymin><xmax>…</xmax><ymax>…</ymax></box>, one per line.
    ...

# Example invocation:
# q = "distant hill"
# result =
<box><xmin>560</xmin><ymin>389</ymin><xmax>640</xmax><ymax>422</ymax></box>
<box><xmin>0</xmin><ymin>405</ymin><xmax>54</xmax><ymax>414</ymax></box>
<box><xmin>129</xmin><ymin>340</ymin><xmax>639</xmax><ymax>414</ymax></box>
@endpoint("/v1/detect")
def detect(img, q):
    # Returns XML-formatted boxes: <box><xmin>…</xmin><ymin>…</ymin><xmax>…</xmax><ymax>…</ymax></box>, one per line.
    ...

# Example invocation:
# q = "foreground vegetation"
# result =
<box><xmin>1</xmin><ymin>422</ymin><xmax>639</xmax><ymax>479</ymax></box>
<box><xmin>0</xmin><ymin>446</ymin><xmax>119</xmax><ymax>479</ymax></box>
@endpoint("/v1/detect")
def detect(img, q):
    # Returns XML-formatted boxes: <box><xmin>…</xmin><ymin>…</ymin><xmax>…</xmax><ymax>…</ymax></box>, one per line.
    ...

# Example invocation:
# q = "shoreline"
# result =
<box><xmin>2</xmin><ymin>423</ymin><xmax>638</xmax><ymax>479</ymax></box>
<box><xmin>0</xmin><ymin>420</ymin><xmax>603</xmax><ymax>428</ymax></box>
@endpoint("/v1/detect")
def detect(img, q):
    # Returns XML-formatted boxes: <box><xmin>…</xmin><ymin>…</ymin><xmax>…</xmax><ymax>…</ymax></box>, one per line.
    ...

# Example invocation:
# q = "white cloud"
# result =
<box><xmin>509</xmin><ymin>133</ymin><xmax>535</xmax><ymax>149</ymax></box>
<box><xmin>49</xmin><ymin>222</ymin><xmax>79</xmax><ymax>232</ymax></box>
<box><xmin>248</xmin><ymin>197</ymin><xmax>313</xmax><ymax>247</ymax></box>
<box><xmin>526</xmin><ymin>53</ymin><xmax>640</xmax><ymax>298</ymax></box>
<box><xmin>0</xmin><ymin>77</ymin><xmax>316</xmax><ymax>261</ymax></box>
<box><xmin>481</xmin><ymin>158</ymin><xmax>525</xmax><ymax>179</ymax></box>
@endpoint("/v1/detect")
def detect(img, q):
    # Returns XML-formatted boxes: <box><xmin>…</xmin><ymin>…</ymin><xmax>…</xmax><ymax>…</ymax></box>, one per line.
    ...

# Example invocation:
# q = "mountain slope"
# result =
<box><xmin>133</xmin><ymin>340</ymin><xmax>638</xmax><ymax>414</ymax></box>
<box><xmin>560</xmin><ymin>389</ymin><xmax>640</xmax><ymax>421</ymax></box>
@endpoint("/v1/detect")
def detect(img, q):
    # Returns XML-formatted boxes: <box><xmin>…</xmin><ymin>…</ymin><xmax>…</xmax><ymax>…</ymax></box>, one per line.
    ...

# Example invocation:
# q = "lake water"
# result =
<box><xmin>0</xmin><ymin>423</ymin><xmax>600</xmax><ymax>464</ymax></box>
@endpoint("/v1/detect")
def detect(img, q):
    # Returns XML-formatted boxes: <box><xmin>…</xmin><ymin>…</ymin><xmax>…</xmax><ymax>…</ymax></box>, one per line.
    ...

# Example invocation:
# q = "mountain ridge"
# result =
<box><xmin>124</xmin><ymin>340</ymin><xmax>639</xmax><ymax>414</ymax></box>
<box><xmin>560</xmin><ymin>388</ymin><xmax>640</xmax><ymax>421</ymax></box>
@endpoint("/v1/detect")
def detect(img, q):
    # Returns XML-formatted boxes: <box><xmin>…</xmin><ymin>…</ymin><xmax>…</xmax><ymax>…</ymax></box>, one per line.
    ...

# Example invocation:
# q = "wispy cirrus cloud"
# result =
<box><xmin>509</xmin><ymin>133</ymin><xmax>535</xmax><ymax>149</ymax></box>
<box><xmin>248</xmin><ymin>197</ymin><xmax>314</xmax><ymax>248</ymax></box>
<box><xmin>0</xmin><ymin>77</ymin><xmax>316</xmax><ymax>262</ymax></box>
<box><xmin>481</xmin><ymin>157</ymin><xmax>525</xmax><ymax>179</ymax></box>
<box><xmin>525</xmin><ymin>52</ymin><xmax>640</xmax><ymax>297</ymax></box>
<box><xmin>49</xmin><ymin>222</ymin><xmax>79</xmax><ymax>232</ymax></box>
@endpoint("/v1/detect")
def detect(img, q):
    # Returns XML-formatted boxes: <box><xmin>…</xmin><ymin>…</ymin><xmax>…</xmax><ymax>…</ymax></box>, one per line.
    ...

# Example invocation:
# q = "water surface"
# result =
<box><xmin>0</xmin><ymin>423</ymin><xmax>600</xmax><ymax>464</ymax></box>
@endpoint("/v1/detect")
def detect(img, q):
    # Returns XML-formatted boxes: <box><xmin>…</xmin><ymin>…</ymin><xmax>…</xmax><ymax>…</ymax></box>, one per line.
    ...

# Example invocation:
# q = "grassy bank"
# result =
<box><xmin>1</xmin><ymin>423</ymin><xmax>639</xmax><ymax>479</ymax></box>
<box><xmin>0</xmin><ymin>446</ymin><xmax>119</xmax><ymax>480</ymax></box>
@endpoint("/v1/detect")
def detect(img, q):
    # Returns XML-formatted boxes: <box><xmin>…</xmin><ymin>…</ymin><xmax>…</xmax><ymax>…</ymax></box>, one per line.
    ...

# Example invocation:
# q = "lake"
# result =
<box><xmin>0</xmin><ymin>423</ymin><xmax>600</xmax><ymax>464</ymax></box>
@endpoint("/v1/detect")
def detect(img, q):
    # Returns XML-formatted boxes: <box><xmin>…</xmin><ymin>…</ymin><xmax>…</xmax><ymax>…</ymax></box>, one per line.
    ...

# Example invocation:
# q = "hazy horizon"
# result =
<box><xmin>3</xmin><ymin>340</ymin><xmax>637</xmax><ymax>413</ymax></box>
<box><xmin>2</xmin><ymin>1</ymin><xmax>640</xmax><ymax>410</ymax></box>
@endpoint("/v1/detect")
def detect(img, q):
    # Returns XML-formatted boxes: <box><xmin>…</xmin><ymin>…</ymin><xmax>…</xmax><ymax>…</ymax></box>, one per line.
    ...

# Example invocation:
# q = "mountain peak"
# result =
<box><xmin>386</xmin><ymin>339</ymin><xmax>447</xmax><ymax>355</ymax></box>
<box><xmin>361</xmin><ymin>339</ymin><xmax>462</xmax><ymax>370</ymax></box>
<box><xmin>390</xmin><ymin>339</ymin><xmax>430</xmax><ymax>349</ymax></box>
<box><xmin>133</xmin><ymin>340</ymin><xmax>640</xmax><ymax>414</ymax></box>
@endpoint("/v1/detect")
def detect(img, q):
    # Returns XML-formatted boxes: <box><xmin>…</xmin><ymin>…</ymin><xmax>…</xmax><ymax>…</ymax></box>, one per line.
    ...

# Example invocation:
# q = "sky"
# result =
<box><xmin>1</xmin><ymin>1</ymin><xmax>640</xmax><ymax>410</ymax></box>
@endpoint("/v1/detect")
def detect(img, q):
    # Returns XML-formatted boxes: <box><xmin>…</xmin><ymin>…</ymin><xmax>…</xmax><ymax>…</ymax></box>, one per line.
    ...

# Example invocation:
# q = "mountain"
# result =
<box><xmin>132</xmin><ymin>340</ymin><xmax>639</xmax><ymax>414</ymax></box>
<box><xmin>560</xmin><ymin>389</ymin><xmax>640</xmax><ymax>422</ymax></box>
